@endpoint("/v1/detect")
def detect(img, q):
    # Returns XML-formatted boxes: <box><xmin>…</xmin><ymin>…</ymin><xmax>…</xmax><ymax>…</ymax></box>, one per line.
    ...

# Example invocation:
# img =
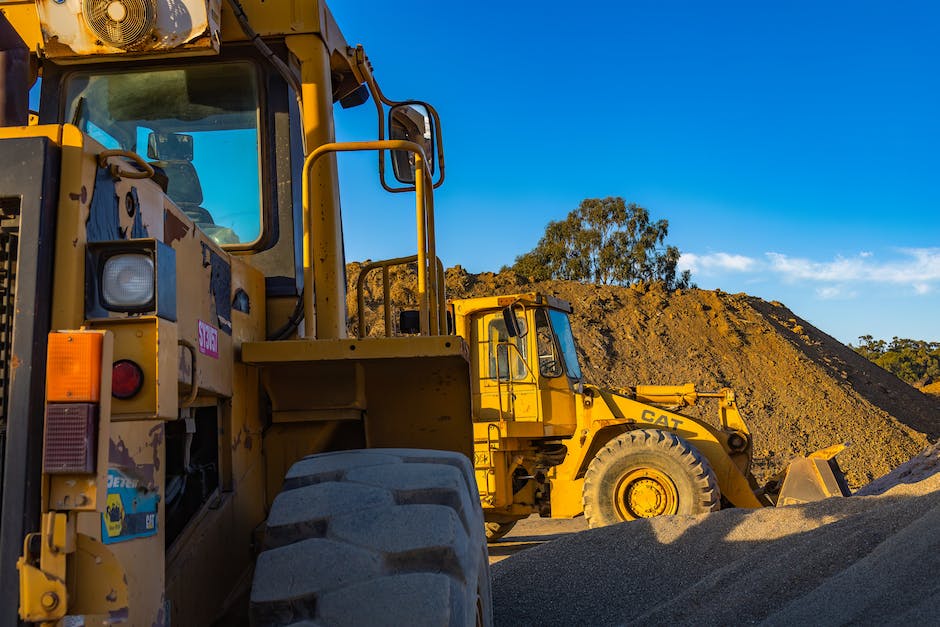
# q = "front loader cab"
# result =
<box><xmin>496</xmin><ymin>296</ymin><xmax>584</xmax><ymax>391</ymax></box>
<box><xmin>51</xmin><ymin>59</ymin><xmax>265</xmax><ymax>248</ymax></box>
<box><xmin>532</xmin><ymin>305</ymin><xmax>582</xmax><ymax>384</ymax></box>
<box><xmin>451</xmin><ymin>293</ymin><xmax>582</xmax><ymax>429</ymax></box>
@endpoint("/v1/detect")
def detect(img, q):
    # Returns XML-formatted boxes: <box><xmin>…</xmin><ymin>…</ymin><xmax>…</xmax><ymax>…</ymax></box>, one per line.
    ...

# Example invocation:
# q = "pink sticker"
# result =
<box><xmin>197</xmin><ymin>320</ymin><xmax>219</xmax><ymax>359</ymax></box>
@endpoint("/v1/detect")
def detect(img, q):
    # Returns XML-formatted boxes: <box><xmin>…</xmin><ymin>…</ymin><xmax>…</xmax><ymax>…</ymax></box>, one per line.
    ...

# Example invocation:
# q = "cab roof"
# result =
<box><xmin>449</xmin><ymin>293</ymin><xmax>573</xmax><ymax>316</ymax></box>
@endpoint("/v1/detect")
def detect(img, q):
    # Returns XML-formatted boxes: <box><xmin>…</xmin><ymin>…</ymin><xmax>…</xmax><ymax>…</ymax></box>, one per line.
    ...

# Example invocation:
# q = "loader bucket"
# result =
<box><xmin>775</xmin><ymin>444</ymin><xmax>852</xmax><ymax>506</ymax></box>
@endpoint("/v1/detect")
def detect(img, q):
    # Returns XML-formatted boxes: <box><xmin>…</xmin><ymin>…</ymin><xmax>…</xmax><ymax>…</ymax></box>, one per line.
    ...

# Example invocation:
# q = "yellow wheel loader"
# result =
<box><xmin>0</xmin><ymin>1</ymin><xmax>491</xmax><ymax>625</ymax></box>
<box><xmin>443</xmin><ymin>293</ymin><xmax>852</xmax><ymax>534</ymax></box>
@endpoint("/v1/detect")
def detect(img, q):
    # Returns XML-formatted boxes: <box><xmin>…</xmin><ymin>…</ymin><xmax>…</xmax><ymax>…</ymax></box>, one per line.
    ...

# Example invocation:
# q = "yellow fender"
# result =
<box><xmin>550</xmin><ymin>388</ymin><xmax>765</xmax><ymax>517</ymax></box>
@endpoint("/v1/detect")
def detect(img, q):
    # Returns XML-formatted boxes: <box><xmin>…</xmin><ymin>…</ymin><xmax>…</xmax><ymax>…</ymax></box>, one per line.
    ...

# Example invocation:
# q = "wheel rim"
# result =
<box><xmin>613</xmin><ymin>467</ymin><xmax>679</xmax><ymax>519</ymax></box>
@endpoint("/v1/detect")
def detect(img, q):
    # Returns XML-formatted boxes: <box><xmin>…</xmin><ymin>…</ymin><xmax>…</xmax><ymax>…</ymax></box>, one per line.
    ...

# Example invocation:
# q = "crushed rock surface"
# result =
<box><xmin>492</xmin><ymin>443</ymin><xmax>940</xmax><ymax>626</ymax></box>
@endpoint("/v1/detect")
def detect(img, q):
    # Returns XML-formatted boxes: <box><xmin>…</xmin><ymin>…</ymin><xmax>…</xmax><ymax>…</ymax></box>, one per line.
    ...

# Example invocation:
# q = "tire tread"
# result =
<box><xmin>251</xmin><ymin>448</ymin><xmax>492</xmax><ymax>626</ymax></box>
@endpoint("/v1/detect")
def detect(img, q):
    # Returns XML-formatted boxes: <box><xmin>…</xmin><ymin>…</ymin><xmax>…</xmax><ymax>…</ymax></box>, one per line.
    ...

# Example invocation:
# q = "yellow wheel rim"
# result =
<box><xmin>614</xmin><ymin>468</ymin><xmax>679</xmax><ymax>520</ymax></box>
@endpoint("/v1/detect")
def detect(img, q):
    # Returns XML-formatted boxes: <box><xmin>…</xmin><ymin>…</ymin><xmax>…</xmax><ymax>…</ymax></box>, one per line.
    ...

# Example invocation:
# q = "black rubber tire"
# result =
<box><xmin>250</xmin><ymin>448</ymin><xmax>493</xmax><ymax>626</ymax></box>
<box><xmin>582</xmin><ymin>429</ymin><xmax>720</xmax><ymax>528</ymax></box>
<box><xmin>484</xmin><ymin>521</ymin><xmax>518</xmax><ymax>543</ymax></box>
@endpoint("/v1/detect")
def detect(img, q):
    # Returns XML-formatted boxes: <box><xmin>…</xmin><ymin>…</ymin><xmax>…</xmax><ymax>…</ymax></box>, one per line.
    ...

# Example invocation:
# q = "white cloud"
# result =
<box><xmin>681</xmin><ymin>248</ymin><xmax>940</xmax><ymax>297</ymax></box>
<box><xmin>816</xmin><ymin>286</ymin><xmax>858</xmax><ymax>300</ymax></box>
<box><xmin>680</xmin><ymin>252</ymin><xmax>756</xmax><ymax>274</ymax></box>
<box><xmin>766</xmin><ymin>249</ymin><xmax>940</xmax><ymax>287</ymax></box>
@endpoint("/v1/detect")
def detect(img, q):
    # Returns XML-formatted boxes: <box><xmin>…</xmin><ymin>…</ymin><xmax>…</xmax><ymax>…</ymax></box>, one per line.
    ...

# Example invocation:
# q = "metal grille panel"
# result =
<box><xmin>0</xmin><ymin>197</ymin><xmax>19</xmax><ymax>455</ymax></box>
<box><xmin>42</xmin><ymin>404</ymin><xmax>98</xmax><ymax>474</ymax></box>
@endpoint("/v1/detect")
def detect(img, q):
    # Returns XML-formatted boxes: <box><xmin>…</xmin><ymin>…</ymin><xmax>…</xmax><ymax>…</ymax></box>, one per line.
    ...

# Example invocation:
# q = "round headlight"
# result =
<box><xmin>102</xmin><ymin>254</ymin><xmax>154</xmax><ymax>308</ymax></box>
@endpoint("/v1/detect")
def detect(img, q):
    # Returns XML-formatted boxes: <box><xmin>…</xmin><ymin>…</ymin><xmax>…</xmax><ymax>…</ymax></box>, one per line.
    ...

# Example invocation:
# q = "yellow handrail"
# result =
<box><xmin>302</xmin><ymin>139</ymin><xmax>440</xmax><ymax>338</ymax></box>
<box><xmin>354</xmin><ymin>255</ymin><xmax>445</xmax><ymax>338</ymax></box>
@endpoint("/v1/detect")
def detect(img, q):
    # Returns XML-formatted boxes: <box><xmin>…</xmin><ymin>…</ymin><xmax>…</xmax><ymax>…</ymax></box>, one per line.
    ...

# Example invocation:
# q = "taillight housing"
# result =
<box><xmin>112</xmin><ymin>359</ymin><xmax>144</xmax><ymax>399</ymax></box>
<box><xmin>44</xmin><ymin>331</ymin><xmax>105</xmax><ymax>475</ymax></box>
<box><xmin>43</xmin><ymin>404</ymin><xmax>97</xmax><ymax>474</ymax></box>
<box><xmin>46</xmin><ymin>332</ymin><xmax>102</xmax><ymax>402</ymax></box>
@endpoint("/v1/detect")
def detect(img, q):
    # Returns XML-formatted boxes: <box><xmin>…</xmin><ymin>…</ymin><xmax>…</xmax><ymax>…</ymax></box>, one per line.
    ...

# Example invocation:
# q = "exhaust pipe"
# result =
<box><xmin>0</xmin><ymin>11</ymin><xmax>29</xmax><ymax>127</ymax></box>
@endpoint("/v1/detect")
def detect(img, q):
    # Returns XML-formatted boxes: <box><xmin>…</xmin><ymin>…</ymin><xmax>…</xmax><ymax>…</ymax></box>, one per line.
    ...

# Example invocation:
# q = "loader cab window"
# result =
<box><xmin>535</xmin><ymin>308</ymin><xmax>564</xmax><ymax>378</ymax></box>
<box><xmin>63</xmin><ymin>62</ymin><xmax>262</xmax><ymax>247</ymax></box>
<box><xmin>548</xmin><ymin>309</ymin><xmax>582</xmax><ymax>381</ymax></box>
<box><xmin>485</xmin><ymin>317</ymin><xmax>527</xmax><ymax>381</ymax></box>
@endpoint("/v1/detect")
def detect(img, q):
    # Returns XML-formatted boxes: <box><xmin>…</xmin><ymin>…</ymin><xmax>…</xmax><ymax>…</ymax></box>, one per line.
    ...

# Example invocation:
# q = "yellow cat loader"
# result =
<box><xmin>353</xmin><ymin>287</ymin><xmax>850</xmax><ymax>538</ymax></box>
<box><xmin>0</xmin><ymin>1</ymin><xmax>490</xmax><ymax>625</ymax></box>
<box><xmin>449</xmin><ymin>293</ymin><xmax>851</xmax><ymax>536</ymax></box>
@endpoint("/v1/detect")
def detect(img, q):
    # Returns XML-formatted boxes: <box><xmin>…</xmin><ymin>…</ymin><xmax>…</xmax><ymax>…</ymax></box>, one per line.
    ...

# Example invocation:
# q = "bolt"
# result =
<box><xmin>41</xmin><ymin>592</ymin><xmax>59</xmax><ymax>610</ymax></box>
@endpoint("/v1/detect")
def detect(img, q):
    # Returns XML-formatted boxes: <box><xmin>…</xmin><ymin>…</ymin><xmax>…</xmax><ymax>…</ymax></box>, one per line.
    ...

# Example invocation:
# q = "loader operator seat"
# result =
<box><xmin>147</xmin><ymin>132</ymin><xmax>239</xmax><ymax>245</ymax></box>
<box><xmin>159</xmin><ymin>160</ymin><xmax>214</xmax><ymax>226</ymax></box>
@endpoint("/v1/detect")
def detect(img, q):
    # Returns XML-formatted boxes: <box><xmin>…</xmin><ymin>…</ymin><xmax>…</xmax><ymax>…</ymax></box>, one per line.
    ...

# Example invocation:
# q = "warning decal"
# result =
<box><xmin>198</xmin><ymin>319</ymin><xmax>219</xmax><ymax>359</ymax></box>
<box><xmin>101</xmin><ymin>468</ymin><xmax>158</xmax><ymax>544</ymax></box>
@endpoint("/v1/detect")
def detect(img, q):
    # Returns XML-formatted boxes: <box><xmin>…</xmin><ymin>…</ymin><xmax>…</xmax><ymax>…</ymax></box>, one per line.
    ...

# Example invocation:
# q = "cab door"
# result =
<box><xmin>534</xmin><ymin>308</ymin><xmax>578</xmax><ymax>432</ymax></box>
<box><xmin>470</xmin><ymin>310</ymin><xmax>539</xmax><ymax>422</ymax></box>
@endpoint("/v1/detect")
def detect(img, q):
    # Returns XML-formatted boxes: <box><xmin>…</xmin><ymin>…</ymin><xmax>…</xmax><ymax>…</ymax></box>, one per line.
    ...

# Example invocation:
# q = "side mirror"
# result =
<box><xmin>502</xmin><ymin>307</ymin><xmax>527</xmax><ymax>338</ymax></box>
<box><xmin>388</xmin><ymin>103</ymin><xmax>434</xmax><ymax>185</ymax></box>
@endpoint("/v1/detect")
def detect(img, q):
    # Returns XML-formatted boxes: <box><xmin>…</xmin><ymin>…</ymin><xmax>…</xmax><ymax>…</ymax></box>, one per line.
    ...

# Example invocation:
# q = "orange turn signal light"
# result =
<box><xmin>46</xmin><ymin>332</ymin><xmax>103</xmax><ymax>403</ymax></box>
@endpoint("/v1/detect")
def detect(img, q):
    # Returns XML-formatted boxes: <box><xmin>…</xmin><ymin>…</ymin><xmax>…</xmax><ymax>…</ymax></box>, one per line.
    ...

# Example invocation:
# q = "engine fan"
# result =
<box><xmin>82</xmin><ymin>0</ymin><xmax>155</xmax><ymax>49</ymax></box>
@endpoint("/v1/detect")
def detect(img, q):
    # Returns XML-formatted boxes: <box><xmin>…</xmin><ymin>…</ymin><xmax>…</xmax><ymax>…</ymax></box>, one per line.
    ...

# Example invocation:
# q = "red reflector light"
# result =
<box><xmin>43</xmin><ymin>403</ymin><xmax>97</xmax><ymax>474</ymax></box>
<box><xmin>112</xmin><ymin>360</ymin><xmax>144</xmax><ymax>399</ymax></box>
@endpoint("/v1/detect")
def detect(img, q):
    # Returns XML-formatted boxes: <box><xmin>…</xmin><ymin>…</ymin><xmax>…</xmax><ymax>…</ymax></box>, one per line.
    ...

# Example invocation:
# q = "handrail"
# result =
<box><xmin>355</xmin><ymin>255</ymin><xmax>446</xmax><ymax>338</ymax></box>
<box><xmin>493</xmin><ymin>341</ymin><xmax>535</xmax><ymax>421</ymax></box>
<box><xmin>97</xmin><ymin>150</ymin><xmax>154</xmax><ymax>180</ymax></box>
<box><xmin>302</xmin><ymin>139</ymin><xmax>440</xmax><ymax>338</ymax></box>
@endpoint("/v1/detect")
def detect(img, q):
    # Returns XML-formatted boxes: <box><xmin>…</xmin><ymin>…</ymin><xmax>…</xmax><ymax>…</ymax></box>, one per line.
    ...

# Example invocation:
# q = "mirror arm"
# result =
<box><xmin>351</xmin><ymin>45</ymin><xmax>395</xmax><ymax>188</ymax></box>
<box><xmin>352</xmin><ymin>45</ymin><xmax>446</xmax><ymax>191</ymax></box>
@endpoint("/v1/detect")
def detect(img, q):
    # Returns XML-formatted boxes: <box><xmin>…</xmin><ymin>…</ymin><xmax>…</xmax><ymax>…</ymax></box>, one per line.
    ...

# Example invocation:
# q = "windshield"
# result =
<box><xmin>63</xmin><ymin>62</ymin><xmax>261</xmax><ymax>246</ymax></box>
<box><xmin>548</xmin><ymin>309</ymin><xmax>582</xmax><ymax>380</ymax></box>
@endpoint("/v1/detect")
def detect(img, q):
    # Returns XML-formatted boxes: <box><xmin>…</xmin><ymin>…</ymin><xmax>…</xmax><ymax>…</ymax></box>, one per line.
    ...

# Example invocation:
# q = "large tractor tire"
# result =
<box><xmin>583</xmin><ymin>429</ymin><xmax>720</xmax><ymax>528</ymax></box>
<box><xmin>250</xmin><ymin>448</ymin><xmax>492</xmax><ymax>626</ymax></box>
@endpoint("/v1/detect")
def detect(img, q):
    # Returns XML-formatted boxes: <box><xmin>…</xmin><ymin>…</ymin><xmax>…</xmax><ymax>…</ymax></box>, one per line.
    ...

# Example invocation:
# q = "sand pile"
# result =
<box><xmin>491</xmin><ymin>443</ymin><xmax>940</xmax><ymax>626</ymax></box>
<box><xmin>348</xmin><ymin>263</ymin><xmax>940</xmax><ymax>488</ymax></box>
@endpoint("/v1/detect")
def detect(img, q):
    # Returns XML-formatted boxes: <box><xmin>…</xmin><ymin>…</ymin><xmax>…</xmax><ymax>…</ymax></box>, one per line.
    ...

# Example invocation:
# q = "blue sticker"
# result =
<box><xmin>101</xmin><ymin>468</ymin><xmax>158</xmax><ymax>544</ymax></box>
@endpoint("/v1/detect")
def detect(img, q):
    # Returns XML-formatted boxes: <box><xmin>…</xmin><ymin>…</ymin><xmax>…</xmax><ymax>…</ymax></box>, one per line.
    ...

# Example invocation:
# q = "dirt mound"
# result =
<box><xmin>347</xmin><ymin>263</ymin><xmax>940</xmax><ymax>488</ymax></box>
<box><xmin>491</xmin><ymin>446</ymin><xmax>940</xmax><ymax>626</ymax></box>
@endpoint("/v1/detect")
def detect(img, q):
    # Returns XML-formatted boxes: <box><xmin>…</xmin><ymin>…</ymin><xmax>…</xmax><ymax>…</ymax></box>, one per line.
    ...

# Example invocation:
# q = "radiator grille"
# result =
<box><xmin>0</xmin><ymin>196</ymin><xmax>20</xmax><ymax>439</ymax></box>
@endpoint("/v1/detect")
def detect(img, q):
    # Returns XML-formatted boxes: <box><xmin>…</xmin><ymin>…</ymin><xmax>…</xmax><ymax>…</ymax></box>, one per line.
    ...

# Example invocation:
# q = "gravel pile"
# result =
<box><xmin>492</xmin><ymin>444</ymin><xmax>940</xmax><ymax>626</ymax></box>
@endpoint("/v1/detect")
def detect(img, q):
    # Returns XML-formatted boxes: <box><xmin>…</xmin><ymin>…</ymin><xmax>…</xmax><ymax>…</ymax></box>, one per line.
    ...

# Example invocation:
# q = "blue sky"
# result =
<box><xmin>330</xmin><ymin>1</ymin><xmax>940</xmax><ymax>345</ymax></box>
